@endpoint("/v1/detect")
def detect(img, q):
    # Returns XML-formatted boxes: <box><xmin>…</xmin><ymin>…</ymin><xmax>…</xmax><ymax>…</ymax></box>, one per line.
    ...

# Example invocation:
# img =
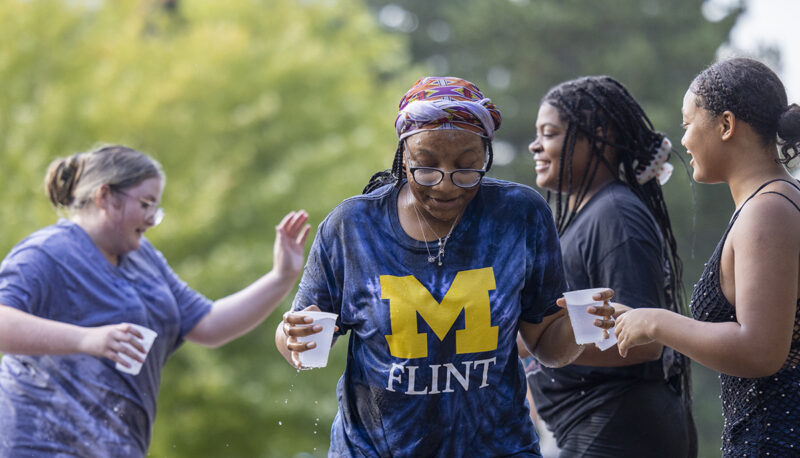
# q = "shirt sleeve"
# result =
<box><xmin>292</xmin><ymin>224</ymin><xmax>345</xmax><ymax>334</ymax></box>
<box><xmin>0</xmin><ymin>247</ymin><xmax>54</xmax><ymax>316</ymax></box>
<box><xmin>521</xmin><ymin>201</ymin><xmax>567</xmax><ymax>324</ymax></box>
<box><xmin>151</xmin><ymin>247</ymin><xmax>213</xmax><ymax>339</ymax></box>
<box><xmin>593</xmin><ymin>237</ymin><xmax>666</xmax><ymax>310</ymax></box>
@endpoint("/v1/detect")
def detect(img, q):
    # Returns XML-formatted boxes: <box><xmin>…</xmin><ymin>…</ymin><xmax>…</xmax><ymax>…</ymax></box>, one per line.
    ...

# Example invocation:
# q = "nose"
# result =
<box><xmin>529</xmin><ymin>137</ymin><xmax>542</xmax><ymax>154</ymax></box>
<box><xmin>146</xmin><ymin>208</ymin><xmax>165</xmax><ymax>227</ymax></box>
<box><xmin>433</xmin><ymin>173</ymin><xmax>460</xmax><ymax>192</ymax></box>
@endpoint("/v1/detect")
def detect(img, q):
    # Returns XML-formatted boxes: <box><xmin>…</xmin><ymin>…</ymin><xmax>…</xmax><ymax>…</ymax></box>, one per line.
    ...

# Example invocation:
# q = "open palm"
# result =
<box><xmin>273</xmin><ymin>210</ymin><xmax>311</xmax><ymax>279</ymax></box>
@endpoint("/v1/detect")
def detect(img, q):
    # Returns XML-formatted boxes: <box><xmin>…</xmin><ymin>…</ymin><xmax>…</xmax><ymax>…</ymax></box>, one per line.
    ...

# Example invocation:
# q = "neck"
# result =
<box><xmin>73</xmin><ymin>213</ymin><xmax>120</xmax><ymax>266</ymax></box>
<box><xmin>728</xmin><ymin>160</ymin><xmax>791</xmax><ymax>209</ymax></box>
<box><xmin>567</xmin><ymin>174</ymin><xmax>616</xmax><ymax>212</ymax></box>
<box><xmin>721</xmin><ymin>143</ymin><xmax>790</xmax><ymax>208</ymax></box>
<box><xmin>398</xmin><ymin>184</ymin><xmax>460</xmax><ymax>241</ymax></box>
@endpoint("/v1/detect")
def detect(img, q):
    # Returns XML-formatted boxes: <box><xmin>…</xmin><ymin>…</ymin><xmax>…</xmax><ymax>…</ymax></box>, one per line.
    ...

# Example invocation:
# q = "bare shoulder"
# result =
<box><xmin>734</xmin><ymin>188</ymin><xmax>800</xmax><ymax>248</ymax></box>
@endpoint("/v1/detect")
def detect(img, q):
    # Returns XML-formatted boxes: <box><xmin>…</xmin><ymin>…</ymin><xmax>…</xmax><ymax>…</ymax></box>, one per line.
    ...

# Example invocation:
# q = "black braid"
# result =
<box><xmin>542</xmin><ymin>75</ymin><xmax>691</xmax><ymax>409</ymax></box>
<box><xmin>362</xmin><ymin>142</ymin><xmax>405</xmax><ymax>194</ymax></box>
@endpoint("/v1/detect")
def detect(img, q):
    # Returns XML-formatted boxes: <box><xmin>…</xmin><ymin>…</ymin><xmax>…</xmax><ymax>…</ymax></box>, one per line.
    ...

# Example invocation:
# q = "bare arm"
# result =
<box><xmin>0</xmin><ymin>304</ymin><xmax>146</xmax><ymax>367</ymax></box>
<box><xmin>519</xmin><ymin>309</ymin><xmax>586</xmax><ymax>368</ymax></box>
<box><xmin>616</xmin><ymin>197</ymin><xmax>799</xmax><ymax>377</ymax></box>
<box><xmin>186</xmin><ymin>211</ymin><xmax>311</xmax><ymax>348</ymax></box>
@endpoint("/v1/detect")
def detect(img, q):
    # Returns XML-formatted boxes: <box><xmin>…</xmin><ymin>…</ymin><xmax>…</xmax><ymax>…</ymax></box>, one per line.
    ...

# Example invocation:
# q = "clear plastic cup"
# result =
<box><xmin>296</xmin><ymin>311</ymin><xmax>338</xmax><ymax>368</ymax></box>
<box><xmin>563</xmin><ymin>288</ymin><xmax>615</xmax><ymax>348</ymax></box>
<box><xmin>115</xmin><ymin>324</ymin><xmax>158</xmax><ymax>375</ymax></box>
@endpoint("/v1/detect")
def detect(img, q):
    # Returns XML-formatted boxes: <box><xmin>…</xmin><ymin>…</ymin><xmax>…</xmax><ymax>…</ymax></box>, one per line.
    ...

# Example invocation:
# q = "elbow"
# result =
<box><xmin>534</xmin><ymin>346</ymin><xmax>584</xmax><ymax>368</ymax></box>
<box><xmin>744</xmin><ymin>358</ymin><xmax>785</xmax><ymax>379</ymax></box>
<box><xmin>642</xmin><ymin>343</ymin><xmax>664</xmax><ymax>362</ymax></box>
<box><xmin>731</xmin><ymin>348</ymin><xmax>787</xmax><ymax>378</ymax></box>
<box><xmin>191</xmin><ymin>335</ymin><xmax>227</xmax><ymax>349</ymax></box>
<box><xmin>185</xmin><ymin>326</ymin><xmax>231</xmax><ymax>349</ymax></box>
<box><xmin>197</xmin><ymin>338</ymin><xmax>227</xmax><ymax>349</ymax></box>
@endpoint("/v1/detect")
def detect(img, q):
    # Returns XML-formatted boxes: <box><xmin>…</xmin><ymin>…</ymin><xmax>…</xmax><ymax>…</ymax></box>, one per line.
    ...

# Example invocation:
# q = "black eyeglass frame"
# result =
<box><xmin>403</xmin><ymin>147</ymin><xmax>488</xmax><ymax>189</ymax></box>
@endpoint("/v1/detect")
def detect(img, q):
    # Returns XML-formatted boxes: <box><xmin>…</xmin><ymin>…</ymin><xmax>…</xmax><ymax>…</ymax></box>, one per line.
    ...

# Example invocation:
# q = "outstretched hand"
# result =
<box><xmin>273</xmin><ymin>210</ymin><xmax>311</xmax><ymax>280</ymax></box>
<box><xmin>79</xmin><ymin>323</ymin><xmax>146</xmax><ymax>368</ymax></box>
<box><xmin>615</xmin><ymin>308</ymin><xmax>659</xmax><ymax>358</ymax></box>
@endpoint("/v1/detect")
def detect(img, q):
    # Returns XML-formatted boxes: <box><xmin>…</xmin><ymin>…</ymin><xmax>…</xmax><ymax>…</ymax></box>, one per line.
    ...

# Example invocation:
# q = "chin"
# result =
<box><xmin>535</xmin><ymin>177</ymin><xmax>555</xmax><ymax>191</ymax></box>
<box><xmin>427</xmin><ymin>207</ymin><xmax>463</xmax><ymax>224</ymax></box>
<box><xmin>691</xmin><ymin>168</ymin><xmax>708</xmax><ymax>183</ymax></box>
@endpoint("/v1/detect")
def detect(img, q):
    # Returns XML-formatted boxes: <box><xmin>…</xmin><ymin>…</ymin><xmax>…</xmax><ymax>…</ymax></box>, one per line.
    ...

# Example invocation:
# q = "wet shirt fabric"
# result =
<box><xmin>0</xmin><ymin>220</ymin><xmax>212</xmax><ymax>457</ymax></box>
<box><xmin>293</xmin><ymin>178</ymin><xmax>566</xmax><ymax>457</ymax></box>
<box><xmin>528</xmin><ymin>183</ymin><xmax>677</xmax><ymax>441</ymax></box>
<box><xmin>691</xmin><ymin>179</ymin><xmax>800</xmax><ymax>457</ymax></box>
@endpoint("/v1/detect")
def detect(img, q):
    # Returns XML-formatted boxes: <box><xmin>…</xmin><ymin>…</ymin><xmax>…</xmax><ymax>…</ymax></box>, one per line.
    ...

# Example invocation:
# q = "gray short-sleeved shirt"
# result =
<box><xmin>0</xmin><ymin>220</ymin><xmax>212</xmax><ymax>457</ymax></box>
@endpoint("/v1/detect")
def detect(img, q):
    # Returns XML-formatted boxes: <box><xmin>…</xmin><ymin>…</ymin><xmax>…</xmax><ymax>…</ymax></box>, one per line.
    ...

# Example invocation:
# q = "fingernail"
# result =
<box><xmin>312</xmin><ymin>325</ymin><xmax>322</xmax><ymax>332</ymax></box>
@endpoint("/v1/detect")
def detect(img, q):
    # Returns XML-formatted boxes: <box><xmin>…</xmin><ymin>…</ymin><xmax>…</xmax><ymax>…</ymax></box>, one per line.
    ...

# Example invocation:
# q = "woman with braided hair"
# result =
<box><xmin>0</xmin><ymin>145</ymin><xmax>310</xmax><ymax>456</ymax></box>
<box><xmin>615</xmin><ymin>57</ymin><xmax>800</xmax><ymax>457</ymax></box>
<box><xmin>524</xmin><ymin>75</ymin><xmax>696</xmax><ymax>457</ymax></box>
<box><xmin>276</xmin><ymin>76</ymin><xmax>613</xmax><ymax>456</ymax></box>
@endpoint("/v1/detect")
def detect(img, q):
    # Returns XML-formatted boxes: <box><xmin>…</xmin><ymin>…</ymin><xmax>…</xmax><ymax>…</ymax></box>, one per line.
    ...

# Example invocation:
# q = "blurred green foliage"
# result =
<box><xmin>1</xmin><ymin>0</ymin><xmax>415</xmax><ymax>455</ymax></box>
<box><xmin>0</xmin><ymin>0</ymin><xmax>762</xmax><ymax>456</ymax></box>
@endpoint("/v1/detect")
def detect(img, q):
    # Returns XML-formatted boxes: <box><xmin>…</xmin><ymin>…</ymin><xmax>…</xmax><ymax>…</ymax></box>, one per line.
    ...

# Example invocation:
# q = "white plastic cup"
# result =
<box><xmin>115</xmin><ymin>324</ymin><xmax>158</xmax><ymax>375</ymax></box>
<box><xmin>295</xmin><ymin>311</ymin><xmax>338</xmax><ymax>368</ymax></box>
<box><xmin>563</xmin><ymin>288</ymin><xmax>612</xmax><ymax>346</ymax></box>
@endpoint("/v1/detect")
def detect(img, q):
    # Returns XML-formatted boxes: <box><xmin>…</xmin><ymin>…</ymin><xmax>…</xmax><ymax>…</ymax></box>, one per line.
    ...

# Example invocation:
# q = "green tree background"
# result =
<box><xmin>0</xmin><ymin>0</ymin><xmax>775</xmax><ymax>456</ymax></box>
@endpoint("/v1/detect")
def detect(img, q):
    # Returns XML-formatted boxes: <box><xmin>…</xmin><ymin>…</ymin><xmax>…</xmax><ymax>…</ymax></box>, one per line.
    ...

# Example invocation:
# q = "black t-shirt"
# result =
<box><xmin>528</xmin><ymin>182</ymin><xmax>670</xmax><ymax>440</ymax></box>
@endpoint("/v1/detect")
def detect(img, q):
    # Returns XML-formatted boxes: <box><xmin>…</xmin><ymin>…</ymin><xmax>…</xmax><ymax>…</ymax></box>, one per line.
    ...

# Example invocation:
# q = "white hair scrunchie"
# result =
<box><xmin>635</xmin><ymin>137</ymin><xmax>673</xmax><ymax>185</ymax></box>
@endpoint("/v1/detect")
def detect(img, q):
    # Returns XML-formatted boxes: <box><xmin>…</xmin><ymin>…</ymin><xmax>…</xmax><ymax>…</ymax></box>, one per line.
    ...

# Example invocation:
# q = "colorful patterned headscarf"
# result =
<box><xmin>395</xmin><ymin>77</ymin><xmax>502</xmax><ymax>141</ymax></box>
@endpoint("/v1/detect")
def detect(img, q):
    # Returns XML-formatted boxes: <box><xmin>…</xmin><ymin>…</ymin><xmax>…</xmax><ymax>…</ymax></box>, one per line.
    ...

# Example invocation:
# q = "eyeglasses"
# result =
<box><xmin>116</xmin><ymin>190</ymin><xmax>165</xmax><ymax>226</ymax></box>
<box><xmin>404</xmin><ymin>148</ymin><xmax>486</xmax><ymax>188</ymax></box>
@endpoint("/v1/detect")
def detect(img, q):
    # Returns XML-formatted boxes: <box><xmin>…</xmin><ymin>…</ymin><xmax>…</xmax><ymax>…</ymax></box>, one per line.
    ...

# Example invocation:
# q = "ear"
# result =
<box><xmin>719</xmin><ymin>110</ymin><xmax>736</xmax><ymax>142</ymax></box>
<box><xmin>94</xmin><ymin>184</ymin><xmax>113</xmax><ymax>210</ymax></box>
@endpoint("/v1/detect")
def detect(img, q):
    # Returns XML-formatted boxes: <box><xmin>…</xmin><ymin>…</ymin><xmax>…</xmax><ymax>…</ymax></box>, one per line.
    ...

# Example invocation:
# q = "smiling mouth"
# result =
<box><xmin>534</xmin><ymin>160</ymin><xmax>550</xmax><ymax>173</ymax></box>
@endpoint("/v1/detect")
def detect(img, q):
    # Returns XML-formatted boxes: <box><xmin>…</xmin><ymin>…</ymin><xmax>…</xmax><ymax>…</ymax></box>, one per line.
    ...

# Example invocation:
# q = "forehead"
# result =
<box><xmin>536</xmin><ymin>102</ymin><xmax>564</xmax><ymax>126</ymax></box>
<box><xmin>124</xmin><ymin>177</ymin><xmax>163</xmax><ymax>199</ymax></box>
<box><xmin>682</xmin><ymin>90</ymin><xmax>699</xmax><ymax>115</ymax></box>
<box><xmin>405</xmin><ymin>130</ymin><xmax>484</xmax><ymax>154</ymax></box>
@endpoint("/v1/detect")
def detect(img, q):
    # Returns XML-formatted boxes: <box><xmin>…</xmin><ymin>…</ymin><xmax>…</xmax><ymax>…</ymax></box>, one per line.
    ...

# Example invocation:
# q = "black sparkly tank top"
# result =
<box><xmin>690</xmin><ymin>179</ymin><xmax>800</xmax><ymax>457</ymax></box>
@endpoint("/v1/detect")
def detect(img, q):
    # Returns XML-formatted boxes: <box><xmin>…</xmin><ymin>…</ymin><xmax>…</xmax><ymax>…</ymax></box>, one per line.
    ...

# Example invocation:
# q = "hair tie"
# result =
<box><xmin>636</xmin><ymin>137</ymin><xmax>673</xmax><ymax>185</ymax></box>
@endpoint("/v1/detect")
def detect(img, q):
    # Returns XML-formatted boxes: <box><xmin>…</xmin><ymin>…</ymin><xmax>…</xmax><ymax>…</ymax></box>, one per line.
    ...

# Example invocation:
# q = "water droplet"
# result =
<box><xmin>314</xmin><ymin>401</ymin><xmax>318</xmax><ymax>404</ymax></box>
<box><xmin>278</xmin><ymin>421</ymin><xmax>282</xmax><ymax>426</ymax></box>
<box><xmin>284</xmin><ymin>399</ymin><xmax>288</xmax><ymax>404</ymax></box>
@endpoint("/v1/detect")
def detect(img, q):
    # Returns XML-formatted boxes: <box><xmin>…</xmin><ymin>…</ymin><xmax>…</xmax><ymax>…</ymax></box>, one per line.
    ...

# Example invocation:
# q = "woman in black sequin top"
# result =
<box><xmin>612</xmin><ymin>57</ymin><xmax>800</xmax><ymax>456</ymax></box>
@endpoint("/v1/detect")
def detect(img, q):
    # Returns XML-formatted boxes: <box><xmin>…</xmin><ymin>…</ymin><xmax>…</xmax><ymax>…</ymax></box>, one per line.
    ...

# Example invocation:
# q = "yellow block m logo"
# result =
<box><xmin>381</xmin><ymin>267</ymin><xmax>498</xmax><ymax>359</ymax></box>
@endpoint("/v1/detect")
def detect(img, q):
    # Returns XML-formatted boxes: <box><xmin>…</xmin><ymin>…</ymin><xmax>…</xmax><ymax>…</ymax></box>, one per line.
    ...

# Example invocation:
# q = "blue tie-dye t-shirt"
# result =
<box><xmin>292</xmin><ymin>178</ymin><xmax>566</xmax><ymax>457</ymax></box>
<box><xmin>0</xmin><ymin>220</ymin><xmax>212</xmax><ymax>457</ymax></box>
